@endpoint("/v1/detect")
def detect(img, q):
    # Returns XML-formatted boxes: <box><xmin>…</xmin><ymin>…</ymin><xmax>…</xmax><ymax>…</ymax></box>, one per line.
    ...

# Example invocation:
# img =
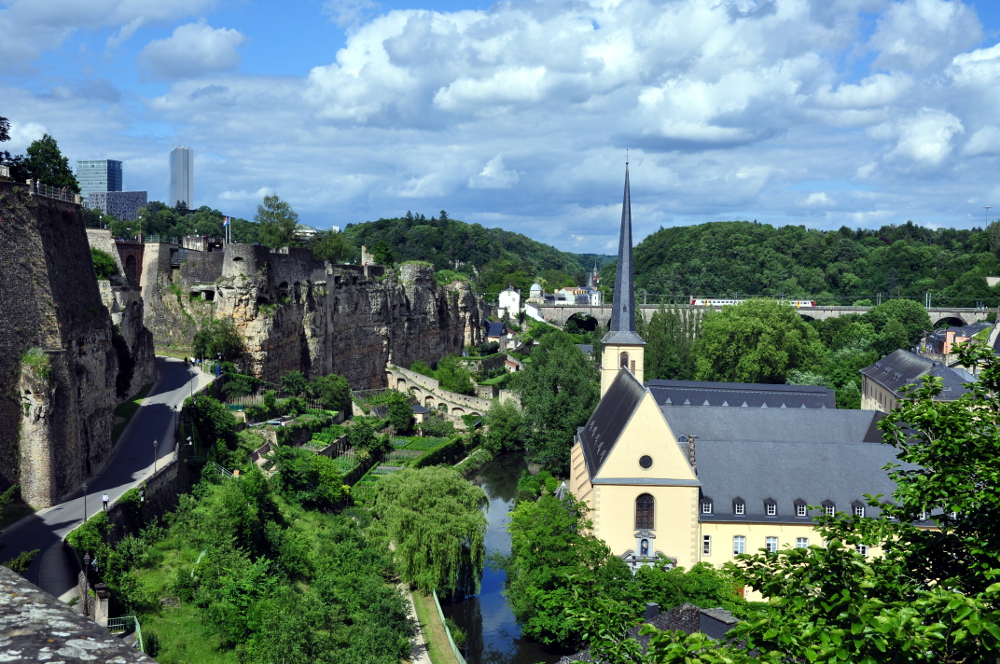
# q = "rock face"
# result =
<box><xmin>0</xmin><ymin>184</ymin><xmax>124</xmax><ymax>506</ymax></box>
<box><xmin>142</xmin><ymin>244</ymin><xmax>484</xmax><ymax>388</ymax></box>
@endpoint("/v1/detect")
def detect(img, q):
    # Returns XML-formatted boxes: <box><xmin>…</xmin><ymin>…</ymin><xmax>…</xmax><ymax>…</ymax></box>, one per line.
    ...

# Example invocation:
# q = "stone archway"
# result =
<box><xmin>932</xmin><ymin>315</ymin><xmax>967</xmax><ymax>328</ymax></box>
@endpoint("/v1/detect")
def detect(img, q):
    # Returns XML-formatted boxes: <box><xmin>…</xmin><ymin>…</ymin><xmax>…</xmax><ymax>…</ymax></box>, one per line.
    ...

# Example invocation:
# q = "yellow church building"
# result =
<box><xmin>569</xmin><ymin>164</ymin><xmax>903</xmax><ymax>582</ymax></box>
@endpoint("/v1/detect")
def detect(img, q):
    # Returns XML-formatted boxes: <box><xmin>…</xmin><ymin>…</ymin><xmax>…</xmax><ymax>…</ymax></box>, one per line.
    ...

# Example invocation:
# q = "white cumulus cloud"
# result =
<box><xmin>468</xmin><ymin>155</ymin><xmax>519</xmax><ymax>189</ymax></box>
<box><xmin>140</xmin><ymin>22</ymin><xmax>245</xmax><ymax>80</ymax></box>
<box><xmin>887</xmin><ymin>109</ymin><xmax>964</xmax><ymax>165</ymax></box>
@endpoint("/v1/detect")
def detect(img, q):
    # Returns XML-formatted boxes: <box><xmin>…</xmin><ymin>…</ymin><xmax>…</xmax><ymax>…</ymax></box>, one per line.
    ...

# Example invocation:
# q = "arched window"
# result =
<box><xmin>620</xmin><ymin>352</ymin><xmax>630</xmax><ymax>368</ymax></box>
<box><xmin>635</xmin><ymin>494</ymin><xmax>654</xmax><ymax>529</ymax></box>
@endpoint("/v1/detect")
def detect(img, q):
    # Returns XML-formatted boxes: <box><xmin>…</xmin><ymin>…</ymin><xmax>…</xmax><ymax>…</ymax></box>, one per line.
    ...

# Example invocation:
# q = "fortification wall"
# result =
<box><xmin>0</xmin><ymin>182</ymin><xmax>119</xmax><ymax>506</ymax></box>
<box><xmin>179</xmin><ymin>250</ymin><xmax>225</xmax><ymax>287</ymax></box>
<box><xmin>85</xmin><ymin>229</ymin><xmax>125</xmax><ymax>273</ymax></box>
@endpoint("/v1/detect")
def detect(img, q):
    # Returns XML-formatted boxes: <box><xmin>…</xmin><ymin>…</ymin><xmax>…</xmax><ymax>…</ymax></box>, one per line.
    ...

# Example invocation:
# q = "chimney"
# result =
<box><xmin>645</xmin><ymin>602</ymin><xmax>660</xmax><ymax>621</ymax></box>
<box><xmin>687</xmin><ymin>435</ymin><xmax>697</xmax><ymax>475</ymax></box>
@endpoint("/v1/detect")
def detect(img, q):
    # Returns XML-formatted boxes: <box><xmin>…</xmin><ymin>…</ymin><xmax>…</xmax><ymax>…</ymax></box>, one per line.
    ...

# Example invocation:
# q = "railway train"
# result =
<box><xmin>690</xmin><ymin>298</ymin><xmax>816</xmax><ymax>307</ymax></box>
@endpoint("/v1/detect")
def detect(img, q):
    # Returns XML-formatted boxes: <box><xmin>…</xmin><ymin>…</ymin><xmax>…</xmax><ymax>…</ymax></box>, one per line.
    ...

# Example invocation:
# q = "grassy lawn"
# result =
<box><xmin>111</xmin><ymin>384</ymin><xmax>153</xmax><ymax>445</ymax></box>
<box><xmin>479</xmin><ymin>375</ymin><xmax>506</xmax><ymax>386</ymax></box>
<box><xmin>411</xmin><ymin>591</ymin><xmax>462</xmax><ymax>664</ymax></box>
<box><xmin>154</xmin><ymin>347</ymin><xmax>192</xmax><ymax>360</ymax></box>
<box><xmin>405</xmin><ymin>437</ymin><xmax>449</xmax><ymax>450</ymax></box>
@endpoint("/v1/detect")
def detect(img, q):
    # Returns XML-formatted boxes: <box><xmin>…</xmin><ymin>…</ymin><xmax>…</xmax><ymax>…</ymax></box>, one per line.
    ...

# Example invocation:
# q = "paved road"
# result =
<box><xmin>0</xmin><ymin>357</ymin><xmax>209</xmax><ymax>592</ymax></box>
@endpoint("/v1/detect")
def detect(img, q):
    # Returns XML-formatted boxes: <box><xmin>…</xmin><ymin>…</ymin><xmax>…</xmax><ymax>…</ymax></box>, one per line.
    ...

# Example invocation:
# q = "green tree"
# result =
<box><xmin>0</xmin><ymin>116</ymin><xmax>8</xmax><ymax>143</ymax></box>
<box><xmin>482</xmin><ymin>399</ymin><xmax>527</xmax><ymax>455</ymax></box>
<box><xmin>270</xmin><ymin>445</ymin><xmax>348</xmax><ymax>509</ymax></box>
<box><xmin>383</xmin><ymin>391</ymin><xmax>414</xmax><ymax>434</ymax></box>
<box><xmin>256</xmin><ymin>194</ymin><xmax>299</xmax><ymax>249</ymax></box>
<box><xmin>506</xmin><ymin>493</ymin><xmax>641</xmax><ymax>648</ymax></box>
<box><xmin>372</xmin><ymin>466</ymin><xmax>487</xmax><ymax>597</ymax></box>
<box><xmin>24</xmin><ymin>134</ymin><xmax>79</xmax><ymax>192</ymax></box>
<box><xmin>513</xmin><ymin>331</ymin><xmax>599</xmax><ymax>471</ymax></box>
<box><xmin>280</xmin><ymin>370</ymin><xmax>308</xmax><ymax>397</ymax></box>
<box><xmin>436</xmin><ymin>355</ymin><xmax>475</xmax><ymax>395</ymax></box>
<box><xmin>692</xmin><ymin>299</ymin><xmax>826</xmax><ymax>383</ymax></box>
<box><xmin>306</xmin><ymin>373</ymin><xmax>351</xmax><ymax>412</ymax></box>
<box><xmin>863</xmin><ymin>298</ymin><xmax>931</xmax><ymax>348</ymax></box>
<box><xmin>347</xmin><ymin>417</ymin><xmax>378</xmax><ymax>453</ymax></box>
<box><xmin>193</xmin><ymin>318</ymin><xmax>246</xmax><ymax>362</ymax></box>
<box><xmin>90</xmin><ymin>247</ymin><xmax>118</xmax><ymax>280</ymax></box>
<box><xmin>371</xmin><ymin>240</ymin><xmax>394</xmax><ymax>266</ymax></box>
<box><xmin>311</xmin><ymin>229</ymin><xmax>354</xmax><ymax>263</ymax></box>
<box><xmin>638</xmin><ymin>302</ymin><xmax>703</xmax><ymax>380</ymax></box>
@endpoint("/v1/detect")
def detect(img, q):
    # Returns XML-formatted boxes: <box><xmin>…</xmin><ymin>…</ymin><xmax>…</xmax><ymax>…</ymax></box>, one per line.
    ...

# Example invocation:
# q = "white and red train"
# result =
<box><xmin>690</xmin><ymin>298</ymin><xmax>816</xmax><ymax>308</ymax></box>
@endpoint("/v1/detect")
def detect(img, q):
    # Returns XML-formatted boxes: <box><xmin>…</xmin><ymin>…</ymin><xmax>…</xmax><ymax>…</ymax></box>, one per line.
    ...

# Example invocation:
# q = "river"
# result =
<box><xmin>442</xmin><ymin>453</ymin><xmax>570</xmax><ymax>664</ymax></box>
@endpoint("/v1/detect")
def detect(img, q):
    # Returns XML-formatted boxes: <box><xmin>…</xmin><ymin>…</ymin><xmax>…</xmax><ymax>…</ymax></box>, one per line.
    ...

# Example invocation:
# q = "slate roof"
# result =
<box><xmin>861</xmin><ymin>348</ymin><xmax>975</xmax><ymax>402</ymax></box>
<box><xmin>577</xmin><ymin>368</ymin><xmax>647</xmax><ymax>478</ymax></box>
<box><xmin>660</xmin><ymin>408</ymin><xmax>884</xmax><ymax>445</ymax></box>
<box><xmin>647</xmin><ymin>380</ymin><xmax>836</xmax><ymax>409</ymax></box>
<box><xmin>576</xmin><ymin>344</ymin><xmax>594</xmax><ymax>355</ymax></box>
<box><xmin>484</xmin><ymin>320</ymin><xmax>506</xmax><ymax>337</ymax></box>
<box><xmin>695</xmin><ymin>438</ymin><xmax>904</xmax><ymax>523</ymax></box>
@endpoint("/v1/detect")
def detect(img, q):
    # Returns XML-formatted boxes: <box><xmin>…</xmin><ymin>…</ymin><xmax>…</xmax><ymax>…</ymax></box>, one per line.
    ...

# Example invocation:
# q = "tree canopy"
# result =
<box><xmin>193</xmin><ymin>318</ymin><xmax>246</xmax><ymax>362</ymax></box>
<box><xmin>372</xmin><ymin>466</ymin><xmax>487</xmax><ymax>597</ymax></box>
<box><xmin>512</xmin><ymin>331</ymin><xmax>599</xmax><ymax>471</ymax></box>
<box><xmin>629</xmin><ymin>220</ymin><xmax>1000</xmax><ymax>308</ymax></box>
<box><xmin>692</xmin><ymin>298</ymin><xmax>827</xmax><ymax>384</ymax></box>
<box><xmin>256</xmin><ymin>194</ymin><xmax>299</xmax><ymax>249</ymax></box>
<box><xmin>23</xmin><ymin>134</ymin><xmax>79</xmax><ymax>192</ymax></box>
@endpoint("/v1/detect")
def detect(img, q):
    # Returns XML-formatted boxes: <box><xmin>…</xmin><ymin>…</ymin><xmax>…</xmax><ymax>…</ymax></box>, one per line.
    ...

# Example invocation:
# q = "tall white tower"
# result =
<box><xmin>169</xmin><ymin>146</ymin><xmax>193</xmax><ymax>209</ymax></box>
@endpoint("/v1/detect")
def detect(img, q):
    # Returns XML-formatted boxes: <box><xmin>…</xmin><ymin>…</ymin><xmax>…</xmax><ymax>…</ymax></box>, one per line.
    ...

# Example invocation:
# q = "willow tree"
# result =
<box><xmin>373</xmin><ymin>466</ymin><xmax>487</xmax><ymax>597</ymax></box>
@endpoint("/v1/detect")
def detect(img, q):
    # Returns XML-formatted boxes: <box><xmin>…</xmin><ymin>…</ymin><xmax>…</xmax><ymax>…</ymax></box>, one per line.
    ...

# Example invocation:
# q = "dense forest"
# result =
<box><xmin>343</xmin><ymin>212</ymin><xmax>594</xmax><ymax>299</ymax></box>
<box><xmin>621</xmin><ymin>220</ymin><xmax>1000</xmax><ymax>307</ymax></box>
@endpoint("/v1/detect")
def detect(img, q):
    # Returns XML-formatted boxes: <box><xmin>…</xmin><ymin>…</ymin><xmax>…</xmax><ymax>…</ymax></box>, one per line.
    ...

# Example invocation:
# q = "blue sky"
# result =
<box><xmin>4</xmin><ymin>0</ymin><xmax>1000</xmax><ymax>253</ymax></box>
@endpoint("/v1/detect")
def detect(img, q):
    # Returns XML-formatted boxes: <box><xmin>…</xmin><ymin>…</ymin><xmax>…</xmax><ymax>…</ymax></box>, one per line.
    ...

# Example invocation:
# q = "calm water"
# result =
<box><xmin>442</xmin><ymin>453</ymin><xmax>569</xmax><ymax>664</ymax></box>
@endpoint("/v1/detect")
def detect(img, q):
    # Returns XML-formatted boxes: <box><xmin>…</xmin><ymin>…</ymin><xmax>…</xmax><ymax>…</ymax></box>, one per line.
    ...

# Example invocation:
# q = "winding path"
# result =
<box><xmin>0</xmin><ymin>357</ymin><xmax>210</xmax><ymax>597</ymax></box>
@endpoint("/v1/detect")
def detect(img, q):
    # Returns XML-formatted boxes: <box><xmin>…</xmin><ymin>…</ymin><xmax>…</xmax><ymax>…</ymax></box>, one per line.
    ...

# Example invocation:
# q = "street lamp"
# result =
<box><xmin>82</xmin><ymin>481</ymin><xmax>88</xmax><ymax>525</ymax></box>
<box><xmin>985</xmin><ymin>206</ymin><xmax>992</xmax><ymax>227</ymax></box>
<box><xmin>82</xmin><ymin>553</ymin><xmax>91</xmax><ymax>616</ymax></box>
<box><xmin>153</xmin><ymin>439</ymin><xmax>159</xmax><ymax>473</ymax></box>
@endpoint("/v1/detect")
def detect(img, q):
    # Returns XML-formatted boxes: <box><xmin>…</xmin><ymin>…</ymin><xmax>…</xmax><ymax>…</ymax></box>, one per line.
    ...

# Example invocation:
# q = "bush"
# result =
<box><xmin>413</xmin><ymin>436</ymin><xmax>467</xmax><ymax>468</ymax></box>
<box><xmin>193</xmin><ymin>319</ymin><xmax>245</xmax><ymax>363</ymax></box>
<box><xmin>90</xmin><ymin>247</ymin><xmax>118</xmax><ymax>280</ymax></box>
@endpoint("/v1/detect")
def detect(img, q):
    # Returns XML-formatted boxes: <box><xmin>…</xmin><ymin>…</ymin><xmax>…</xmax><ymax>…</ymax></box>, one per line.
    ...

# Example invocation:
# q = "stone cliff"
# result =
<box><xmin>0</xmin><ymin>182</ymin><xmax>156</xmax><ymax>506</ymax></box>
<box><xmin>142</xmin><ymin>244</ymin><xmax>484</xmax><ymax>388</ymax></box>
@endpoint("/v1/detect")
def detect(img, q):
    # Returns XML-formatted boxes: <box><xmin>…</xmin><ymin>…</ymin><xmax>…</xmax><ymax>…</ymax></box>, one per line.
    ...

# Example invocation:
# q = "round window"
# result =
<box><xmin>639</xmin><ymin>455</ymin><xmax>653</xmax><ymax>469</ymax></box>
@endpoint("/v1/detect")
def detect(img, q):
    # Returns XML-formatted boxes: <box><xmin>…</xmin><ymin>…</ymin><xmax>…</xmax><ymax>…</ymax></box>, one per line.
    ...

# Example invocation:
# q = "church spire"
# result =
<box><xmin>603</xmin><ymin>162</ymin><xmax>645</xmax><ymax>346</ymax></box>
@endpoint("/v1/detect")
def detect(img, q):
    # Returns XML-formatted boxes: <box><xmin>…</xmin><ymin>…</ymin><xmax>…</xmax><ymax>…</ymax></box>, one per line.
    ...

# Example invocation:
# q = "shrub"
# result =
<box><xmin>90</xmin><ymin>247</ymin><xmax>118</xmax><ymax>280</ymax></box>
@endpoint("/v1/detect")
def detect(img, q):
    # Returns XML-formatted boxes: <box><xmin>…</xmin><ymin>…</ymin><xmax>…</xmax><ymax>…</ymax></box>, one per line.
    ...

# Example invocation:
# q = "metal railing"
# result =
<box><xmin>212</xmin><ymin>461</ymin><xmax>234</xmax><ymax>478</ymax></box>
<box><xmin>107</xmin><ymin>615</ymin><xmax>145</xmax><ymax>652</ymax></box>
<box><xmin>30</xmin><ymin>180</ymin><xmax>81</xmax><ymax>203</ymax></box>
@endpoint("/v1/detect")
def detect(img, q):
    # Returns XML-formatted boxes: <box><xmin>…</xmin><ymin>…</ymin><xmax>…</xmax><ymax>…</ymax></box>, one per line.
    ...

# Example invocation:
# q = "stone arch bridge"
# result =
<box><xmin>385</xmin><ymin>366</ymin><xmax>494</xmax><ymax>418</ymax></box>
<box><xmin>538</xmin><ymin>304</ymin><xmax>992</xmax><ymax>329</ymax></box>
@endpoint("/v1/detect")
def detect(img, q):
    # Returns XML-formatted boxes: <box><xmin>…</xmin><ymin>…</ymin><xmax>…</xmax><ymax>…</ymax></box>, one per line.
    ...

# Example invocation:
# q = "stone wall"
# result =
<box><xmin>141</xmin><ymin>242</ymin><xmax>485</xmax><ymax>389</ymax></box>
<box><xmin>0</xmin><ymin>182</ymin><xmax>120</xmax><ymax>506</ymax></box>
<box><xmin>101</xmin><ymin>451</ymin><xmax>181</xmax><ymax>547</ymax></box>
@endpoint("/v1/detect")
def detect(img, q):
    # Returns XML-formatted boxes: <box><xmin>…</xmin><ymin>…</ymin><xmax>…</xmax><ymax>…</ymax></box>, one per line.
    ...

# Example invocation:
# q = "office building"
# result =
<box><xmin>75</xmin><ymin>160</ymin><xmax>122</xmax><ymax>199</ymax></box>
<box><xmin>87</xmin><ymin>191</ymin><xmax>148</xmax><ymax>221</ymax></box>
<box><xmin>169</xmin><ymin>147</ymin><xmax>193</xmax><ymax>209</ymax></box>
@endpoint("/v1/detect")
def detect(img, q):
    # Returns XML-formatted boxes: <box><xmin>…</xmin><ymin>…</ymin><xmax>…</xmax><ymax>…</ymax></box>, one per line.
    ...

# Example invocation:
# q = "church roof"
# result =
<box><xmin>696</xmin><ymin>439</ymin><xmax>904</xmax><ymax>523</ymax></box>
<box><xmin>647</xmin><ymin>380</ymin><xmax>836</xmax><ymax>409</ymax></box>
<box><xmin>660</xmin><ymin>407</ymin><xmax>884</xmax><ymax>445</ymax></box>
<box><xmin>577</xmin><ymin>368</ymin><xmax>647</xmax><ymax>478</ymax></box>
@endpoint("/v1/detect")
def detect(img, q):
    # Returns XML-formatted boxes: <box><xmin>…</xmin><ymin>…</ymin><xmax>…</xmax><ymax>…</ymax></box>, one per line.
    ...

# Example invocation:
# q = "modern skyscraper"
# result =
<box><xmin>169</xmin><ymin>146</ymin><xmax>193</xmax><ymax>209</ymax></box>
<box><xmin>75</xmin><ymin>160</ymin><xmax>122</xmax><ymax>199</ymax></box>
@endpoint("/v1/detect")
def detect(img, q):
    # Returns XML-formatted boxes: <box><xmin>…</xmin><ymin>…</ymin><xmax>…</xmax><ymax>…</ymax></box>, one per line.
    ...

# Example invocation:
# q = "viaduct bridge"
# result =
<box><xmin>536</xmin><ymin>304</ymin><xmax>992</xmax><ymax>329</ymax></box>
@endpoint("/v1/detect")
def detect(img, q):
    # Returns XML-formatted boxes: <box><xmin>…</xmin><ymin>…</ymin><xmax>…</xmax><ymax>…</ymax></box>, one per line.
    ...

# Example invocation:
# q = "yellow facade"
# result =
<box><xmin>601</xmin><ymin>342</ymin><xmax>645</xmax><ymax>397</ymax></box>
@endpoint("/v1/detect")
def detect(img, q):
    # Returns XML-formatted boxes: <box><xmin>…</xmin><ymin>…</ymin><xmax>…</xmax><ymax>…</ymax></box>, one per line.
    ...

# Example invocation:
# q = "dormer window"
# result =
<box><xmin>701</xmin><ymin>498</ymin><xmax>713</xmax><ymax>515</ymax></box>
<box><xmin>733</xmin><ymin>498</ymin><xmax>745</xmax><ymax>516</ymax></box>
<box><xmin>853</xmin><ymin>502</ymin><xmax>866</xmax><ymax>518</ymax></box>
<box><xmin>794</xmin><ymin>500</ymin><xmax>807</xmax><ymax>518</ymax></box>
<box><xmin>823</xmin><ymin>501</ymin><xmax>836</xmax><ymax>517</ymax></box>
<box><xmin>764</xmin><ymin>499</ymin><xmax>777</xmax><ymax>517</ymax></box>
<box><xmin>918</xmin><ymin>510</ymin><xmax>928</xmax><ymax>521</ymax></box>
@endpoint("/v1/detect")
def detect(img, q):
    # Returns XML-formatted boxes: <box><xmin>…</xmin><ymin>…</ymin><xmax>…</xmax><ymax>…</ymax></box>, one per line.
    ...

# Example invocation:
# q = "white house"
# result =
<box><xmin>498</xmin><ymin>286</ymin><xmax>521</xmax><ymax>320</ymax></box>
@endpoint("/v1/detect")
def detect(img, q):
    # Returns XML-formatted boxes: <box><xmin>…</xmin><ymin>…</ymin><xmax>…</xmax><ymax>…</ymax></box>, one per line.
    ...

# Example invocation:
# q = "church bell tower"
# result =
<box><xmin>601</xmin><ymin>161</ymin><xmax>645</xmax><ymax>397</ymax></box>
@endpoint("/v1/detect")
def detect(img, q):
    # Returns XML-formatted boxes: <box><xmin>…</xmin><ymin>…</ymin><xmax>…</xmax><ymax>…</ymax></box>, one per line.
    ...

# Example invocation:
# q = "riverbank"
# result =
<box><xmin>411</xmin><ymin>590</ymin><xmax>462</xmax><ymax>664</ymax></box>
